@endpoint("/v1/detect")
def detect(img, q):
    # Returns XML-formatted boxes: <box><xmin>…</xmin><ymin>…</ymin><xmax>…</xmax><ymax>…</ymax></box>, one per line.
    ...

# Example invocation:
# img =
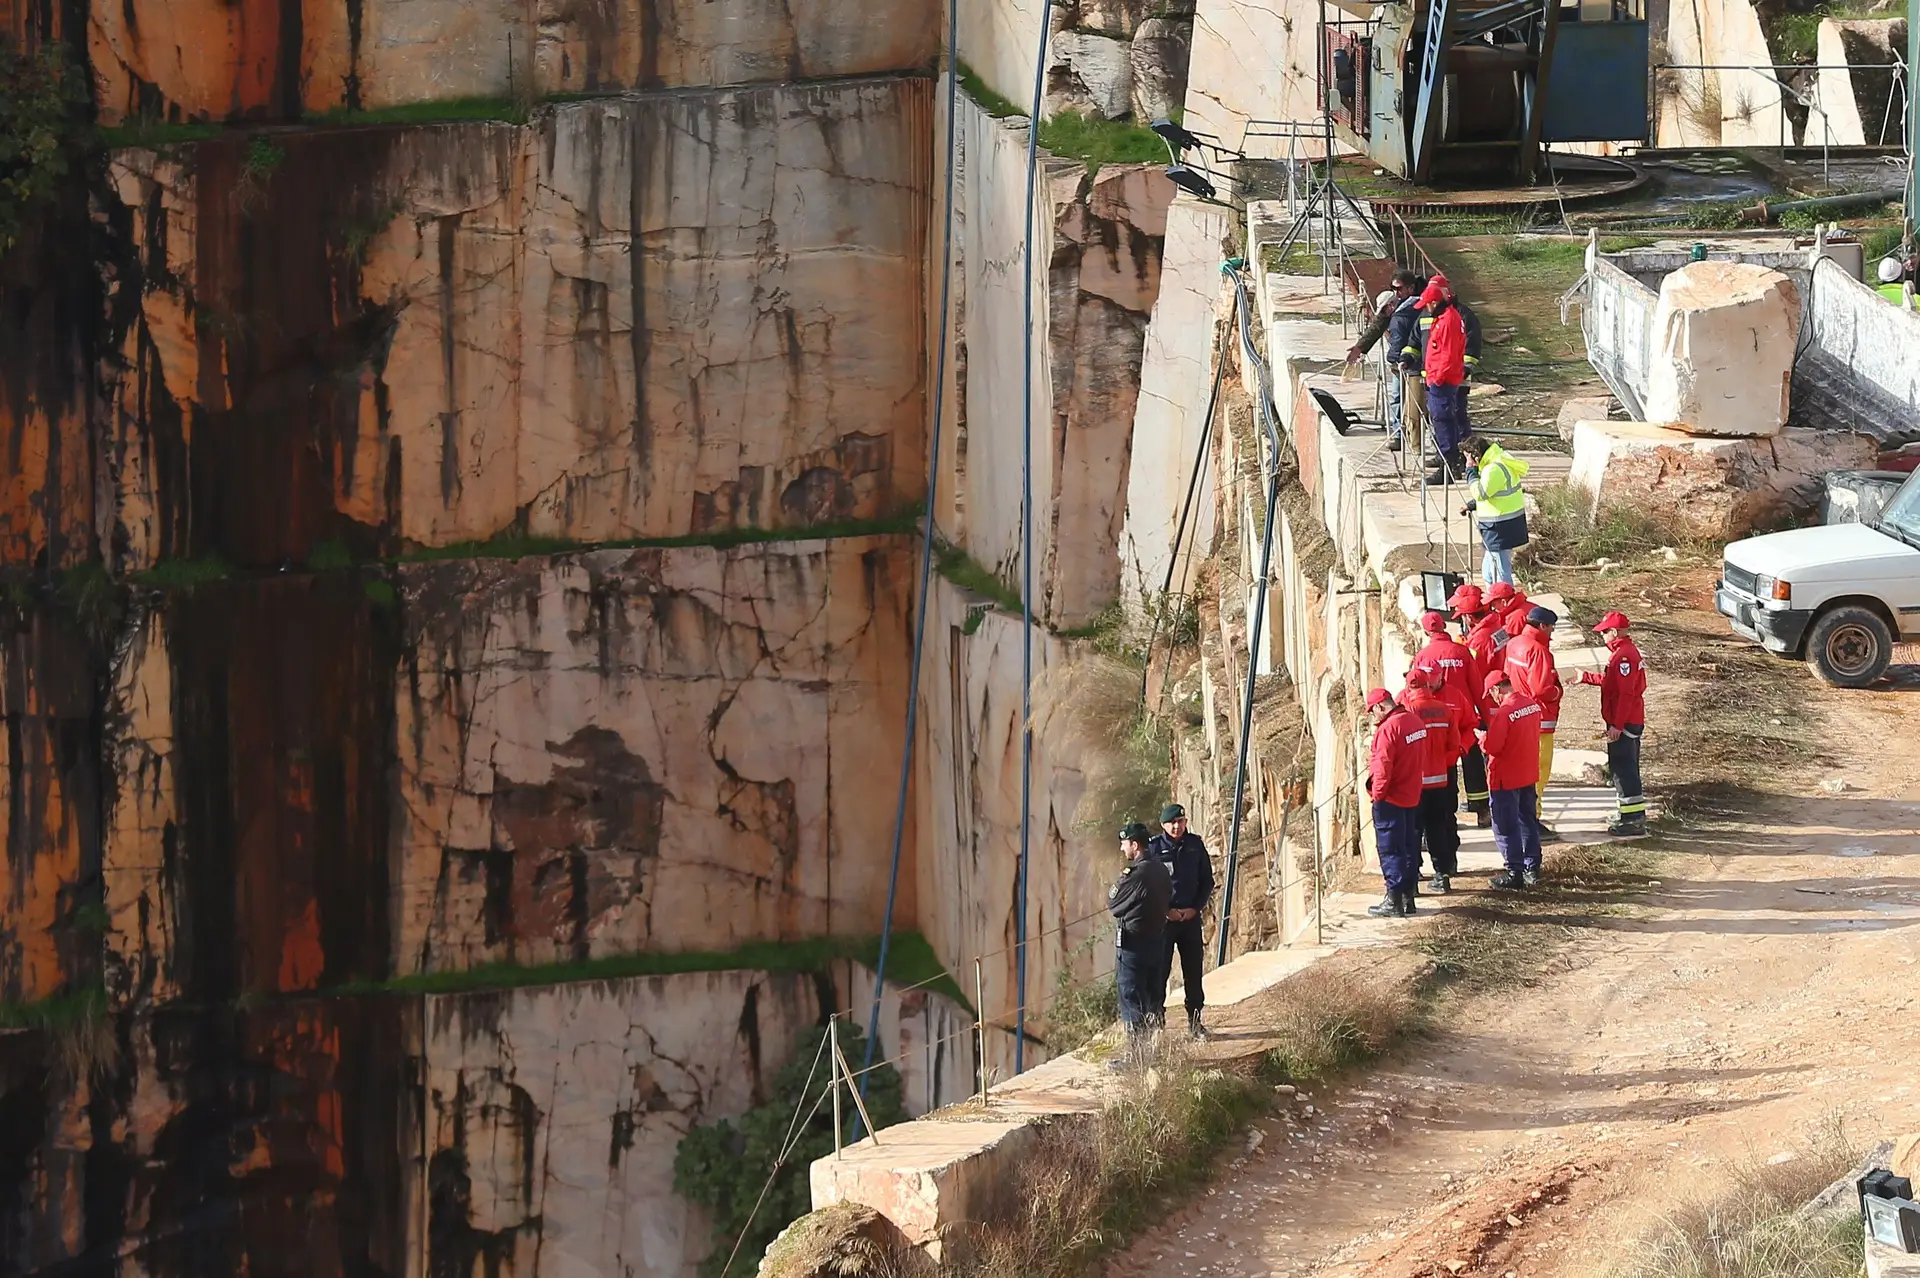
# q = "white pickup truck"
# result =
<box><xmin>1716</xmin><ymin>466</ymin><xmax>1920</xmax><ymax>687</ymax></box>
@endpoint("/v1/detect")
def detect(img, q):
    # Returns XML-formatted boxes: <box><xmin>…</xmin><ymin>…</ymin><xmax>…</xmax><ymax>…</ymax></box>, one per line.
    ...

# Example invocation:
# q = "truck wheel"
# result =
<box><xmin>1805</xmin><ymin>605</ymin><xmax>1893</xmax><ymax>688</ymax></box>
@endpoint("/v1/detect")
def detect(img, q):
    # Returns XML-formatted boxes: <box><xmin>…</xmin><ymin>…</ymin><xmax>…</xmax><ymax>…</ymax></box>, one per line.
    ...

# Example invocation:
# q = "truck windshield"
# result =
<box><xmin>1880</xmin><ymin>469</ymin><xmax>1920</xmax><ymax>547</ymax></box>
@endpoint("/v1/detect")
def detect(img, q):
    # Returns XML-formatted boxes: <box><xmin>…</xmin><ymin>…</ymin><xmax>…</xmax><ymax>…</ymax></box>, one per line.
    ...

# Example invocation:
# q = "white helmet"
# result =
<box><xmin>1879</xmin><ymin>255</ymin><xmax>1904</xmax><ymax>284</ymax></box>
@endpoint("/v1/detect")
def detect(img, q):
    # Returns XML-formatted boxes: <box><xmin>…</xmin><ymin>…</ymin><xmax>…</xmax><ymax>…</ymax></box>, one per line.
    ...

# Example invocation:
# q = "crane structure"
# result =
<box><xmin>1322</xmin><ymin>0</ymin><xmax>1650</xmax><ymax>184</ymax></box>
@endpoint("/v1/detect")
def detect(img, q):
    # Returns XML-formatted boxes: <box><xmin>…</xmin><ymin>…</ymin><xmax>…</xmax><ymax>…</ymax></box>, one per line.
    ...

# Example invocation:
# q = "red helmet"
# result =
<box><xmin>1597</xmin><ymin>610</ymin><xmax>1631</xmax><ymax>632</ymax></box>
<box><xmin>1448</xmin><ymin>583</ymin><xmax>1483</xmax><ymax>615</ymax></box>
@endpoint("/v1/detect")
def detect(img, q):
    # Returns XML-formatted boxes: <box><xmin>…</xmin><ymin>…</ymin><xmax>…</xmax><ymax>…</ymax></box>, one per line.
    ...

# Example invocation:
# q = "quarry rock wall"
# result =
<box><xmin>0</xmin><ymin>964</ymin><xmax>969</xmax><ymax>1276</ymax></box>
<box><xmin>57</xmin><ymin>0</ymin><xmax>942</xmax><ymax>123</ymax></box>
<box><xmin>95</xmin><ymin>81</ymin><xmax>932</xmax><ymax>573</ymax></box>
<box><xmin>932</xmin><ymin>82</ymin><xmax>1171</xmax><ymax>630</ymax></box>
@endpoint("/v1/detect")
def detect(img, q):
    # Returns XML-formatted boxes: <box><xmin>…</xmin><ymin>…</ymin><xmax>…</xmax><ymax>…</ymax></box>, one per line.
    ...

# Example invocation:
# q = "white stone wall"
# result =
<box><xmin>933</xmin><ymin>80</ymin><xmax>1172</xmax><ymax>629</ymax></box>
<box><xmin>419</xmin><ymin>965</ymin><xmax>974</xmax><ymax>1278</ymax></box>
<box><xmin>392</xmin><ymin>541</ymin><xmax>914</xmax><ymax>974</ymax></box>
<box><xmin>1794</xmin><ymin>258</ymin><xmax>1920</xmax><ymax>439</ymax></box>
<box><xmin>1122</xmin><ymin>196</ymin><xmax>1235</xmax><ymax>607</ymax></box>
<box><xmin>912</xmin><ymin>576</ymin><xmax>1113</xmax><ymax>1082</ymax></box>
<box><xmin>1654</xmin><ymin>0</ymin><xmax>1791</xmax><ymax>146</ymax></box>
<box><xmin>1185</xmin><ymin>0</ymin><xmax>1325</xmax><ymax>154</ymax></box>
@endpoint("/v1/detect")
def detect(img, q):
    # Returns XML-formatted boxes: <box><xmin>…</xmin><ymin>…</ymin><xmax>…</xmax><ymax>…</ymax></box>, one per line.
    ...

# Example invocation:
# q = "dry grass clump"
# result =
<box><xmin>1612</xmin><ymin>1121</ymin><xmax>1864</xmax><ymax>1278</ymax></box>
<box><xmin>944</xmin><ymin>1045</ymin><xmax>1268</xmax><ymax>1277</ymax></box>
<box><xmin>758</xmin><ymin>1202</ymin><xmax>931</xmax><ymax>1278</ymax></box>
<box><xmin>1030</xmin><ymin>653</ymin><xmax>1170</xmax><ymax>837</ymax></box>
<box><xmin>1261</xmin><ymin>960</ymin><xmax>1419</xmax><ymax>1082</ymax></box>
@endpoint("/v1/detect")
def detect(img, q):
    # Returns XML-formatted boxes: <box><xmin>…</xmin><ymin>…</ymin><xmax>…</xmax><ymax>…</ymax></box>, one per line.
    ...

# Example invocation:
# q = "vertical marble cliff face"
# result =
<box><xmin>0</xmin><ymin>965</ymin><xmax>969</xmax><ymax>1276</ymax></box>
<box><xmin>97</xmin><ymin>79</ymin><xmax>931</xmax><ymax>573</ymax></box>
<box><xmin>931</xmin><ymin>83</ymin><xmax>1169</xmax><ymax>631</ymax></box>
<box><xmin>392</xmin><ymin>539</ymin><xmax>913</xmax><ymax>974</ymax></box>
<box><xmin>95</xmin><ymin>538</ymin><xmax>912</xmax><ymax>999</ymax></box>
<box><xmin>75</xmin><ymin>0</ymin><xmax>938</xmax><ymax>123</ymax></box>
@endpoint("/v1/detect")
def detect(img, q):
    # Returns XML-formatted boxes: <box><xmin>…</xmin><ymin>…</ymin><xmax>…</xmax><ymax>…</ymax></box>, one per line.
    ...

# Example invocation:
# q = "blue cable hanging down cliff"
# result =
<box><xmin>1215</xmin><ymin>261</ymin><xmax>1288</xmax><ymax>966</ymax></box>
<box><xmin>1015</xmin><ymin>0</ymin><xmax>1056</xmax><ymax>1077</ymax></box>
<box><xmin>852</xmin><ymin>0</ymin><xmax>962</xmax><ymax>1136</ymax></box>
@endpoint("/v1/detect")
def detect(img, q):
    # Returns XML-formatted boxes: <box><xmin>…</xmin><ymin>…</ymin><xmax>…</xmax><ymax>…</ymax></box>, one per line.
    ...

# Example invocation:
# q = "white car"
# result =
<box><xmin>1716</xmin><ymin>467</ymin><xmax>1920</xmax><ymax>687</ymax></box>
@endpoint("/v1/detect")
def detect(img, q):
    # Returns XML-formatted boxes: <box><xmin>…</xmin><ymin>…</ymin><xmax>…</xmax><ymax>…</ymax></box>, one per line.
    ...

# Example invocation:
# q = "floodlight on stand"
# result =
<box><xmin>1150</xmin><ymin>118</ymin><xmax>1205</xmax><ymax>152</ymax></box>
<box><xmin>1164</xmin><ymin>164</ymin><xmax>1218</xmax><ymax>200</ymax></box>
<box><xmin>1421</xmin><ymin>570</ymin><xmax>1464</xmax><ymax>614</ymax></box>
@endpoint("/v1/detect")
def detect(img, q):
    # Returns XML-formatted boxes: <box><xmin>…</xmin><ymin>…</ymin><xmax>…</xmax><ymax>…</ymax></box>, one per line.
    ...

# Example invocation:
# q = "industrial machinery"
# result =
<box><xmin>1323</xmin><ymin>0</ymin><xmax>1650</xmax><ymax>183</ymax></box>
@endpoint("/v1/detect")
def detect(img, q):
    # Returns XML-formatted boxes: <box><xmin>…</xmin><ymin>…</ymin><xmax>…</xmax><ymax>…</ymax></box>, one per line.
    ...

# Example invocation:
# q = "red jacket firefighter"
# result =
<box><xmin>1503</xmin><ymin>616</ymin><xmax>1563</xmax><ymax>731</ymax></box>
<box><xmin>1367</xmin><ymin>697</ymin><xmax>1429</xmax><ymax>808</ymax></box>
<box><xmin>1412</xmin><ymin>612</ymin><xmax>1476</xmax><ymax>708</ymax></box>
<box><xmin>1579</xmin><ymin>612</ymin><xmax>1646</xmax><ymax>727</ymax></box>
<box><xmin>1402</xmin><ymin>673</ymin><xmax>1472</xmax><ymax>789</ymax></box>
<box><xmin>1480</xmin><ymin>674</ymin><xmax>1545</xmax><ymax>791</ymax></box>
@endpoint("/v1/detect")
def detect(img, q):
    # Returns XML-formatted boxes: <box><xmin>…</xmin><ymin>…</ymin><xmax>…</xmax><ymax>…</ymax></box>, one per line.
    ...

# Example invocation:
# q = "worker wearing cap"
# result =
<box><xmin>1108</xmin><ymin>822</ymin><xmax>1172</xmax><ymax>1051</ymax></box>
<box><xmin>1349</xmin><ymin>268</ymin><xmax>1428</xmax><ymax>449</ymax></box>
<box><xmin>1450</xmin><ymin>583</ymin><xmax>1494</xmax><ymax>825</ymax></box>
<box><xmin>1411</xmin><ymin>276</ymin><xmax>1477</xmax><ymax>485</ymax></box>
<box><xmin>1579</xmin><ymin>611</ymin><xmax>1649</xmax><ymax>837</ymax></box>
<box><xmin>1504</xmin><ymin>605</ymin><xmax>1565</xmax><ymax>838</ymax></box>
<box><xmin>1149</xmin><ymin>803</ymin><xmax>1216</xmax><ymax>1040</ymax></box>
<box><xmin>1480</xmin><ymin>672</ymin><xmax>1545</xmax><ymax>889</ymax></box>
<box><xmin>1364</xmin><ymin>688</ymin><xmax>1428</xmax><ymax>918</ymax></box>
<box><xmin>1401</xmin><ymin>667</ymin><xmax>1472</xmax><ymax>893</ymax></box>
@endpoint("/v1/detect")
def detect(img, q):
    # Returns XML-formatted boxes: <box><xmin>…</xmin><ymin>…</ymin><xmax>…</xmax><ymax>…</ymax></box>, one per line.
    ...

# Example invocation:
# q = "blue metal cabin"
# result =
<box><xmin>1322</xmin><ymin>0</ymin><xmax>1651</xmax><ymax>183</ymax></box>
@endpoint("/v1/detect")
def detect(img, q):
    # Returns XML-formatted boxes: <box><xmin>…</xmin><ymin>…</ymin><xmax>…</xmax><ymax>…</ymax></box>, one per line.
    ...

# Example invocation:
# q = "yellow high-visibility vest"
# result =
<box><xmin>1471</xmin><ymin>444</ymin><xmax>1529</xmax><ymax>518</ymax></box>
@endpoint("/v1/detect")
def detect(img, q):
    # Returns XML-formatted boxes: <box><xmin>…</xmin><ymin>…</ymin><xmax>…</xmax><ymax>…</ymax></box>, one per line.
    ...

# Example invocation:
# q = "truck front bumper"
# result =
<box><xmin>1715</xmin><ymin>583</ymin><xmax>1814</xmax><ymax>656</ymax></box>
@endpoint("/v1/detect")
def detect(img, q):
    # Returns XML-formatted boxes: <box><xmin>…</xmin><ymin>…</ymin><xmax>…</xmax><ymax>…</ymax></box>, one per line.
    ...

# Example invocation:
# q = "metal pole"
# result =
<box><xmin>832</xmin><ymin>1031</ymin><xmax>882</xmax><ymax>1146</ymax></box>
<box><xmin>830</xmin><ymin>1015</ymin><xmax>844</xmax><ymax>1157</ymax></box>
<box><xmin>975</xmin><ymin>959</ymin><xmax>989</xmax><ymax>1103</ymax></box>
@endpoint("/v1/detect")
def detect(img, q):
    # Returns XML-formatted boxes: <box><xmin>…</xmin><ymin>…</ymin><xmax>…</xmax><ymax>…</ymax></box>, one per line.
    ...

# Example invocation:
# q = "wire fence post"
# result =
<box><xmin>832</xmin><ymin>1027</ymin><xmax>881</xmax><ymax>1146</ymax></box>
<box><xmin>974</xmin><ymin>959</ymin><xmax>989</xmax><ymax>1104</ymax></box>
<box><xmin>830</xmin><ymin>1015</ymin><xmax>844</xmax><ymax>1158</ymax></box>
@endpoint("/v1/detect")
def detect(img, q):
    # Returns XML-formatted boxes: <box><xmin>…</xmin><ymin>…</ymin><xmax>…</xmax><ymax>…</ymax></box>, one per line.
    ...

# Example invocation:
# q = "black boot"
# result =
<box><xmin>1522</xmin><ymin>866</ymin><xmax>1542</xmax><ymax>887</ymax></box>
<box><xmin>1489</xmin><ymin>869</ymin><xmax>1528</xmax><ymax>891</ymax></box>
<box><xmin>1476</xmin><ymin>811</ymin><xmax>1492</xmax><ymax>829</ymax></box>
<box><xmin>1367</xmin><ymin>894</ymin><xmax>1402</xmax><ymax>918</ymax></box>
<box><xmin>1398</xmin><ymin>891</ymin><xmax>1418</xmax><ymax>916</ymax></box>
<box><xmin>1428</xmin><ymin>873</ymin><xmax>1451</xmax><ymax>894</ymax></box>
<box><xmin>1188</xmin><ymin>1009</ymin><xmax>1211</xmax><ymax>1041</ymax></box>
<box><xmin>1537</xmin><ymin>825</ymin><xmax>1563</xmax><ymax>844</ymax></box>
<box><xmin>1607</xmin><ymin>817</ymin><xmax>1648</xmax><ymax>838</ymax></box>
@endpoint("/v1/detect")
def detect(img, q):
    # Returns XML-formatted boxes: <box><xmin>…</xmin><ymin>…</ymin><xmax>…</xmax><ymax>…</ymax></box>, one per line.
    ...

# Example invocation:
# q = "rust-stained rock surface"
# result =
<box><xmin>98</xmin><ymin>81</ymin><xmax>930</xmax><ymax>571</ymax></box>
<box><xmin>102</xmin><ymin>577</ymin><xmax>398</xmax><ymax>1007</ymax></box>
<box><xmin>0</xmin><ymin>609</ymin><xmax>103</xmax><ymax>1006</ymax></box>
<box><xmin>932</xmin><ymin>83</ymin><xmax>1168</xmax><ymax>629</ymax></box>
<box><xmin>0</xmin><ymin>964</ymin><xmax>967</xmax><ymax>1275</ymax></box>
<box><xmin>393</xmin><ymin>538</ymin><xmax>913</xmax><ymax>973</ymax></box>
<box><xmin>73</xmin><ymin>0</ymin><xmax>938</xmax><ymax>123</ymax></box>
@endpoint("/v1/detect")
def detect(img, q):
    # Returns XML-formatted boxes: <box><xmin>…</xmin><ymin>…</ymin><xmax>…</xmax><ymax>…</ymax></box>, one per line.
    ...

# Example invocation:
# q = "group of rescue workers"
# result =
<box><xmin>1363</xmin><ymin>584</ymin><xmax>1648</xmax><ymax>918</ymax></box>
<box><xmin>1101</xmin><ymin>269</ymin><xmax>1654</xmax><ymax>1049</ymax></box>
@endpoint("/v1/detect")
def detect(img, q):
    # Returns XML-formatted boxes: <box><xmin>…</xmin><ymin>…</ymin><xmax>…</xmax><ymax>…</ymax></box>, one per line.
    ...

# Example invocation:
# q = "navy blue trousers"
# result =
<box><xmin>1427</xmin><ymin>383</ymin><xmax>1469</xmax><ymax>460</ymax></box>
<box><xmin>1490</xmin><ymin>786</ymin><xmax>1543</xmax><ymax>873</ymax></box>
<box><xmin>1116</xmin><ymin>943</ymin><xmax>1165</xmax><ymax>1031</ymax></box>
<box><xmin>1372</xmin><ymin>799</ymin><xmax>1422</xmax><ymax>893</ymax></box>
<box><xmin>1609</xmin><ymin>725</ymin><xmax>1647</xmax><ymax>820</ymax></box>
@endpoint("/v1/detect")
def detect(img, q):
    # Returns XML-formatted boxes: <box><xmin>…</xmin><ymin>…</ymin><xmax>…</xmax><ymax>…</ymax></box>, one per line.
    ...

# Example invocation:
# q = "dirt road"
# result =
<box><xmin>1108</xmin><ymin>568</ymin><xmax>1920</xmax><ymax>1277</ymax></box>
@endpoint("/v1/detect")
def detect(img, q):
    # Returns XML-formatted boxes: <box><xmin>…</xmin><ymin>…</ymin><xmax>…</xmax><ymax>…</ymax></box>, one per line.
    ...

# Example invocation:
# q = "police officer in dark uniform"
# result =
<box><xmin>1107</xmin><ymin>821</ymin><xmax>1172</xmax><ymax>1064</ymax></box>
<box><xmin>1149</xmin><ymin>803</ymin><xmax>1216</xmax><ymax>1041</ymax></box>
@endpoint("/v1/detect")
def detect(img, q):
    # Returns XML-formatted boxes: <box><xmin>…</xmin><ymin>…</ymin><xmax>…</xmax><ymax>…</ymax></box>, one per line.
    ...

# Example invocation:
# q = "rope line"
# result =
<box><xmin>1015</xmin><ymin>0</ymin><xmax>1058</xmax><ymax>1077</ymax></box>
<box><xmin>853</xmin><ymin>0</ymin><xmax>963</xmax><ymax>1138</ymax></box>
